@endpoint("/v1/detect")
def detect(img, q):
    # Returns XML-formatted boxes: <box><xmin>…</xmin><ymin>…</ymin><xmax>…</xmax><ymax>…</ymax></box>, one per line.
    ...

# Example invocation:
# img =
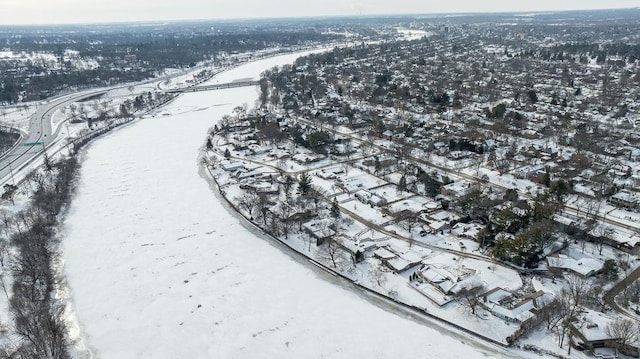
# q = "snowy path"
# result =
<box><xmin>61</xmin><ymin>54</ymin><xmax>515</xmax><ymax>358</ymax></box>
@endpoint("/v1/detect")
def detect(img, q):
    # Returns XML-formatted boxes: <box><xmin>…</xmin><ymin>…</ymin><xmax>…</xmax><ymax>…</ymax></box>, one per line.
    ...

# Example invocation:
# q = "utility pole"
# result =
<box><xmin>8</xmin><ymin>161</ymin><xmax>15</xmax><ymax>186</ymax></box>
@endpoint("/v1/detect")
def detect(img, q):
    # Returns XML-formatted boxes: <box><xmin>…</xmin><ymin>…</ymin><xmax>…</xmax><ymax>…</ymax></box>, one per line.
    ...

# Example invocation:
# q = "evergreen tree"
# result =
<box><xmin>424</xmin><ymin>175</ymin><xmax>441</xmax><ymax>198</ymax></box>
<box><xmin>398</xmin><ymin>175</ymin><xmax>407</xmax><ymax>192</ymax></box>
<box><xmin>331</xmin><ymin>198</ymin><xmax>340</xmax><ymax>218</ymax></box>
<box><xmin>298</xmin><ymin>172</ymin><xmax>312</xmax><ymax>195</ymax></box>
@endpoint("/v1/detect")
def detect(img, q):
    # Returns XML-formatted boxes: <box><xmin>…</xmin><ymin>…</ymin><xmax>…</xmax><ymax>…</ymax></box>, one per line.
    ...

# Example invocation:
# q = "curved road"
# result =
<box><xmin>0</xmin><ymin>90</ymin><xmax>106</xmax><ymax>184</ymax></box>
<box><xmin>603</xmin><ymin>266</ymin><xmax>640</xmax><ymax>320</ymax></box>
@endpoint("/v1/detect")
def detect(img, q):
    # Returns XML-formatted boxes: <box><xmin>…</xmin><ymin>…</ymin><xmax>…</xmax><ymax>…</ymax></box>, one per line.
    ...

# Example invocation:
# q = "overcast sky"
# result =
<box><xmin>1</xmin><ymin>0</ymin><xmax>640</xmax><ymax>25</ymax></box>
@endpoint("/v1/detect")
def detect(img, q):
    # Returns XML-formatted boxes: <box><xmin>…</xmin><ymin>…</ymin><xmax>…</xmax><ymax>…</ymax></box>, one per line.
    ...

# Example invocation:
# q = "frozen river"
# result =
<box><xmin>61</xmin><ymin>52</ymin><xmax>507</xmax><ymax>358</ymax></box>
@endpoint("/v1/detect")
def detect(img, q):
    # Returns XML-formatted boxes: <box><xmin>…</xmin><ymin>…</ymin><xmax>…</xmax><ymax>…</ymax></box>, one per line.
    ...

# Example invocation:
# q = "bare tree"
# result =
<box><xmin>457</xmin><ymin>285</ymin><xmax>484</xmax><ymax>315</ymax></box>
<box><xmin>11</xmin><ymin>299</ymin><xmax>70</xmax><ymax>359</ymax></box>
<box><xmin>606</xmin><ymin>318</ymin><xmax>639</xmax><ymax>350</ymax></box>
<box><xmin>566</xmin><ymin>274</ymin><xmax>587</xmax><ymax>307</ymax></box>
<box><xmin>537</xmin><ymin>299</ymin><xmax>565</xmax><ymax>332</ymax></box>
<box><xmin>399</xmin><ymin>211</ymin><xmax>420</xmax><ymax>237</ymax></box>
<box><xmin>368</xmin><ymin>263</ymin><xmax>388</xmax><ymax>288</ymax></box>
<box><xmin>557</xmin><ymin>274</ymin><xmax>587</xmax><ymax>350</ymax></box>
<box><xmin>2</xmin><ymin>184</ymin><xmax>18</xmax><ymax>205</ymax></box>
<box><xmin>257</xmin><ymin>194</ymin><xmax>270</xmax><ymax>226</ymax></box>
<box><xmin>595</xmin><ymin>226</ymin><xmax>613</xmax><ymax>256</ymax></box>
<box><xmin>276</xmin><ymin>204</ymin><xmax>293</xmax><ymax>239</ymax></box>
<box><xmin>318</xmin><ymin>240</ymin><xmax>345</xmax><ymax>269</ymax></box>
<box><xmin>235</xmin><ymin>191</ymin><xmax>259</xmax><ymax>219</ymax></box>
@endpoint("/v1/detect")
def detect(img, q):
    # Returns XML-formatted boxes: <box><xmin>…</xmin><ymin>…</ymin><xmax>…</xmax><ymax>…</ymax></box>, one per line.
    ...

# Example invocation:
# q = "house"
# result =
<box><xmin>236</xmin><ymin>167</ymin><xmax>265</xmax><ymax>180</ymax></box>
<box><xmin>220</xmin><ymin>160</ymin><xmax>246</xmax><ymax>172</ymax></box>
<box><xmin>332</xmin><ymin>234</ymin><xmax>377</xmax><ymax>263</ymax></box>
<box><xmin>302</xmin><ymin>218</ymin><xmax>336</xmax><ymax>245</ymax></box>
<box><xmin>240</xmin><ymin>181</ymin><xmax>279</xmax><ymax>195</ymax></box>
<box><xmin>514</xmin><ymin>165</ymin><xmax>545</xmax><ymax>180</ymax></box>
<box><xmin>368</xmin><ymin>194</ymin><xmax>388</xmax><ymax>207</ymax></box>
<box><xmin>546</xmin><ymin>255</ymin><xmax>603</xmax><ymax>278</ymax></box>
<box><xmin>427</xmin><ymin>210</ymin><xmax>459</xmax><ymax>223</ymax></box>
<box><xmin>609</xmin><ymin>190</ymin><xmax>639</xmax><ymax>209</ymax></box>
<box><xmin>383</xmin><ymin>196</ymin><xmax>438</xmax><ymax>218</ymax></box>
<box><xmin>451</xmin><ymin>222</ymin><xmax>484</xmax><ymax>240</ymax></box>
<box><xmin>374</xmin><ymin>246</ymin><xmax>422</xmax><ymax>273</ymax></box>
<box><xmin>441</xmin><ymin>180</ymin><xmax>478</xmax><ymax>198</ymax></box>
<box><xmin>267</xmin><ymin>202</ymin><xmax>301</xmax><ymax>221</ymax></box>
<box><xmin>481</xmin><ymin>287</ymin><xmax>512</xmax><ymax>305</ymax></box>
<box><xmin>417</xmin><ymin>264</ymin><xmax>479</xmax><ymax>296</ymax></box>
<box><xmin>576</xmin><ymin>311</ymin><xmax>640</xmax><ymax>358</ymax></box>
<box><xmin>354</xmin><ymin>189</ymin><xmax>373</xmax><ymax>204</ymax></box>
<box><xmin>608</xmin><ymin>164</ymin><xmax>632</xmax><ymax>179</ymax></box>
<box><xmin>316</xmin><ymin>168</ymin><xmax>343</xmax><ymax>180</ymax></box>
<box><xmin>409</xmin><ymin>280</ymin><xmax>454</xmax><ymax>306</ymax></box>
<box><xmin>342</xmin><ymin>177</ymin><xmax>366</xmax><ymax>194</ymax></box>
<box><xmin>481</xmin><ymin>289</ymin><xmax>554</xmax><ymax>324</ymax></box>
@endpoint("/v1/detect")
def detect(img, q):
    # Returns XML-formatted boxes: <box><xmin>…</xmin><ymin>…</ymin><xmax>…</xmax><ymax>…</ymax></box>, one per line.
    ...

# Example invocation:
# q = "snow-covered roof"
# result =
<box><xmin>428</xmin><ymin>210</ymin><xmax>459</xmax><ymax>222</ymax></box>
<box><xmin>438</xmin><ymin>280</ymin><xmax>455</xmax><ymax>293</ymax></box>
<box><xmin>483</xmin><ymin>287</ymin><xmax>512</xmax><ymax>304</ymax></box>
<box><xmin>400</xmin><ymin>251</ymin><xmax>423</xmax><ymax>263</ymax></box>
<box><xmin>448</xmin><ymin>274</ymin><xmax>483</xmax><ymax>295</ymax></box>
<box><xmin>488</xmin><ymin>303</ymin><xmax>536</xmax><ymax>323</ymax></box>
<box><xmin>451</xmin><ymin>222</ymin><xmax>484</xmax><ymax>239</ymax></box>
<box><xmin>373</xmin><ymin>247</ymin><xmax>396</xmax><ymax>260</ymax></box>
<box><xmin>387</xmin><ymin>257</ymin><xmax>412</xmax><ymax>272</ymax></box>
<box><xmin>610</xmin><ymin>190</ymin><xmax>639</xmax><ymax>205</ymax></box>
<box><xmin>333</xmin><ymin>235</ymin><xmax>378</xmax><ymax>255</ymax></box>
<box><xmin>547</xmin><ymin>255</ymin><xmax>603</xmax><ymax>277</ymax></box>
<box><xmin>421</xmin><ymin>266</ymin><xmax>454</xmax><ymax>284</ymax></box>
<box><xmin>302</xmin><ymin>219</ymin><xmax>336</xmax><ymax>239</ymax></box>
<box><xmin>442</xmin><ymin>180</ymin><xmax>476</xmax><ymax>196</ymax></box>
<box><xmin>220</xmin><ymin>161</ymin><xmax>246</xmax><ymax>171</ymax></box>
<box><xmin>386</xmin><ymin>196</ymin><xmax>432</xmax><ymax>215</ymax></box>
<box><xmin>409</xmin><ymin>281</ymin><xmax>453</xmax><ymax>306</ymax></box>
<box><xmin>580</xmin><ymin>311</ymin><xmax>616</xmax><ymax>342</ymax></box>
<box><xmin>427</xmin><ymin>220</ymin><xmax>448</xmax><ymax>231</ymax></box>
<box><xmin>237</xmin><ymin>168</ymin><xmax>264</xmax><ymax>180</ymax></box>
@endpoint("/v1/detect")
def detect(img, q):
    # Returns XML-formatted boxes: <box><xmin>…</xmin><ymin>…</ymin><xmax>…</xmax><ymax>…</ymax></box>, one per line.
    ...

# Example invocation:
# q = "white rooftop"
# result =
<box><xmin>547</xmin><ymin>255</ymin><xmax>603</xmax><ymax>277</ymax></box>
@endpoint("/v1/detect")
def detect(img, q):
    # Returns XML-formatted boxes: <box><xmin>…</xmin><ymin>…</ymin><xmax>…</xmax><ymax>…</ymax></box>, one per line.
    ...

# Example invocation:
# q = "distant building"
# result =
<box><xmin>123</xmin><ymin>54</ymin><xmax>137</xmax><ymax>62</ymax></box>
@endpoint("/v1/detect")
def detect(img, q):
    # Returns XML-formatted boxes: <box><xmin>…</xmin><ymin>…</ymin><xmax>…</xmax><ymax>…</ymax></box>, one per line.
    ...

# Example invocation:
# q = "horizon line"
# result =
<box><xmin>0</xmin><ymin>6</ymin><xmax>638</xmax><ymax>28</ymax></box>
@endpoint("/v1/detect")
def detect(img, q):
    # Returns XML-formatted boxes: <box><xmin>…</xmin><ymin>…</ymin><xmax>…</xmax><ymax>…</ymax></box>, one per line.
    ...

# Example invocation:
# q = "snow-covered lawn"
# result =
<box><xmin>0</xmin><ymin>104</ymin><xmax>37</xmax><ymax>133</ymax></box>
<box><xmin>60</xmin><ymin>54</ymin><xmax>517</xmax><ymax>358</ymax></box>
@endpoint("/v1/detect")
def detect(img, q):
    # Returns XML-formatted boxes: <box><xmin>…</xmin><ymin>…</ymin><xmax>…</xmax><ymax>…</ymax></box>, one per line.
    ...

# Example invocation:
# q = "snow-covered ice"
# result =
<box><xmin>61</xmin><ymin>53</ymin><xmax>514</xmax><ymax>358</ymax></box>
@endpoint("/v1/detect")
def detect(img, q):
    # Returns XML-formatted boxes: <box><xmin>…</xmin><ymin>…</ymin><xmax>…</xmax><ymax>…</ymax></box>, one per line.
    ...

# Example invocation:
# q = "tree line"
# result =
<box><xmin>0</xmin><ymin>155</ymin><xmax>78</xmax><ymax>358</ymax></box>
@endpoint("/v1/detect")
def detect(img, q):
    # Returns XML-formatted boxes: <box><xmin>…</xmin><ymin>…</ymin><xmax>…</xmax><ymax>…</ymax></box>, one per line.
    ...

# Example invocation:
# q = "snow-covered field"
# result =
<box><xmin>61</xmin><ymin>53</ymin><xmax>516</xmax><ymax>358</ymax></box>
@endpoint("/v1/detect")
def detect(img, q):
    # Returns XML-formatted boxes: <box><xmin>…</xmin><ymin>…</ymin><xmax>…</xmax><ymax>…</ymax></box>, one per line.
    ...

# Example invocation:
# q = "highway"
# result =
<box><xmin>0</xmin><ymin>90</ymin><xmax>108</xmax><ymax>185</ymax></box>
<box><xmin>0</xmin><ymin>68</ymin><xmax>253</xmax><ymax>186</ymax></box>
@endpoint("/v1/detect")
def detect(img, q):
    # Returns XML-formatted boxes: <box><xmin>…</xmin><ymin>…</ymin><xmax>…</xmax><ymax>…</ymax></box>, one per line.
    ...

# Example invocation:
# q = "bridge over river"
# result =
<box><xmin>165</xmin><ymin>80</ymin><xmax>259</xmax><ymax>93</ymax></box>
